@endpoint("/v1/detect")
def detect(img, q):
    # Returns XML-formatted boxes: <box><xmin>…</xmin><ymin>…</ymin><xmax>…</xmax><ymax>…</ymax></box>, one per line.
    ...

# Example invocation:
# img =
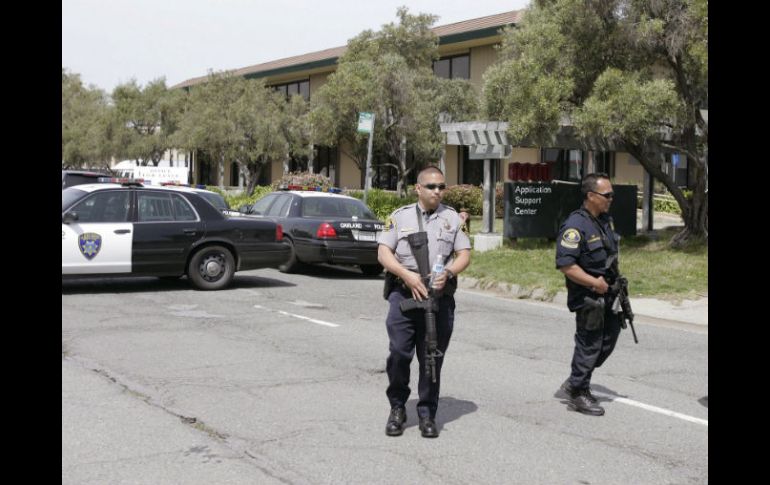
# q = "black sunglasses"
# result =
<box><xmin>422</xmin><ymin>183</ymin><xmax>447</xmax><ymax>191</ymax></box>
<box><xmin>590</xmin><ymin>191</ymin><xmax>614</xmax><ymax>199</ymax></box>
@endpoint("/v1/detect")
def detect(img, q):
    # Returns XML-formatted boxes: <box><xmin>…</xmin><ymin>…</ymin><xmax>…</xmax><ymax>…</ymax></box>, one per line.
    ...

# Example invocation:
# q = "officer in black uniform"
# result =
<box><xmin>555</xmin><ymin>173</ymin><xmax>621</xmax><ymax>416</ymax></box>
<box><xmin>377</xmin><ymin>166</ymin><xmax>471</xmax><ymax>438</ymax></box>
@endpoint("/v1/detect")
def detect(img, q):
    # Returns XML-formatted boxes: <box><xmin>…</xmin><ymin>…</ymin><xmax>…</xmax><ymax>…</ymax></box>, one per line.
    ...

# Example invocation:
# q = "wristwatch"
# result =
<box><xmin>445</xmin><ymin>269</ymin><xmax>455</xmax><ymax>280</ymax></box>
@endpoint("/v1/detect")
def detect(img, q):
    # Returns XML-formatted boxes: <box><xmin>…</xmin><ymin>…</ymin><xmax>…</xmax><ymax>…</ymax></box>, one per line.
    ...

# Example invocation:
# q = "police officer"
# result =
<box><xmin>377</xmin><ymin>166</ymin><xmax>471</xmax><ymax>438</ymax></box>
<box><xmin>555</xmin><ymin>173</ymin><xmax>621</xmax><ymax>416</ymax></box>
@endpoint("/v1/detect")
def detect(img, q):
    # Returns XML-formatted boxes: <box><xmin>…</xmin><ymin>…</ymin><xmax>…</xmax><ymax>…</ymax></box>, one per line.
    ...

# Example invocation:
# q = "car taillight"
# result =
<box><xmin>316</xmin><ymin>222</ymin><xmax>337</xmax><ymax>239</ymax></box>
<box><xmin>276</xmin><ymin>224</ymin><xmax>283</xmax><ymax>241</ymax></box>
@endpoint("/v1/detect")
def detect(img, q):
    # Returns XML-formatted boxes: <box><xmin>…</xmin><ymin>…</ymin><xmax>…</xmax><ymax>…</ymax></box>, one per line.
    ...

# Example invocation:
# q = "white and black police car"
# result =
<box><xmin>239</xmin><ymin>185</ymin><xmax>385</xmax><ymax>275</ymax></box>
<box><xmin>62</xmin><ymin>180</ymin><xmax>290</xmax><ymax>290</ymax></box>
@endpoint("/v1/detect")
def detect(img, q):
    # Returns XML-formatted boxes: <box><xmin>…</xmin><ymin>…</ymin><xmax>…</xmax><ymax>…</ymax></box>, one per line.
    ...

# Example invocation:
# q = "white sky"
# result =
<box><xmin>62</xmin><ymin>0</ymin><xmax>530</xmax><ymax>93</ymax></box>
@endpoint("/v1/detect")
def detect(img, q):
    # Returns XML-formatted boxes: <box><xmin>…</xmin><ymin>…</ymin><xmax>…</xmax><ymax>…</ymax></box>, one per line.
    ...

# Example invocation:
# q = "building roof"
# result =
<box><xmin>172</xmin><ymin>9</ymin><xmax>522</xmax><ymax>89</ymax></box>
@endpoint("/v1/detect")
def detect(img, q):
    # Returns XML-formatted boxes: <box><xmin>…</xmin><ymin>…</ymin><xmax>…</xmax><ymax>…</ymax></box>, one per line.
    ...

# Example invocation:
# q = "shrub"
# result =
<box><xmin>441</xmin><ymin>184</ymin><xmax>483</xmax><ymax>215</ymax></box>
<box><xmin>347</xmin><ymin>188</ymin><xmax>417</xmax><ymax>221</ymax></box>
<box><xmin>224</xmin><ymin>186</ymin><xmax>274</xmax><ymax>210</ymax></box>
<box><xmin>272</xmin><ymin>171</ymin><xmax>334</xmax><ymax>190</ymax></box>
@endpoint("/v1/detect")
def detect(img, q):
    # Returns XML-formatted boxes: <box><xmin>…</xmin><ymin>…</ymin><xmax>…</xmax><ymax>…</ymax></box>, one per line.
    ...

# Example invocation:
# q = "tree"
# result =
<box><xmin>311</xmin><ymin>7</ymin><xmax>479</xmax><ymax>196</ymax></box>
<box><xmin>62</xmin><ymin>68</ymin><xmax>112</xmax><ymax>169</ymax></box>
<box><xmin>173</xmin><ymin>71</ymin><xmax>305</xmax><ymax>195</ymax></box>
<box><xmin>483</xmin><ymin>0</ymin><xmax>707</xmax><ymax>246</ymax></box>
<box><xmin>111</xmin><ymin>78</ymin><xmax>182</xmax><ymax>166</ymax></box>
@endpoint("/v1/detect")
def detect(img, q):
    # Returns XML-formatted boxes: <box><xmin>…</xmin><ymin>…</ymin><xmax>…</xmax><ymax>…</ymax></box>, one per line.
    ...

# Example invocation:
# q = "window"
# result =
<box><xmin>593</xmin><ymin>151</ymin><xmax>615</xmax><ymax>178</ymax></box>
<box><xmin>433</xmin><ymin>54</ymin><xmax>470</xmax><ymax>80</ymax></box>
<box><xmin>663</xmin><ymin>152</ymin><xmax>690</xmax><ymax>188</ymax></box>
<box><xmin>249</xmin><ymin>194</ymin><xmax>279</xmax><ymax>215</ymax></box>
<box><xmin>301</xmin><ymin>197</ymin><xmax>376</xmax><ymax>219</ymax></box>
<box><xmin>313</xmin><ymin>145</ymin><xmax>337</xmax><ymax>179</ymax></box>
<box><xmin>68</xmin><ymin>191</ymin><xmax>131</xmax><ymax>223</ymax></box>
<box><xmin>272</xmin><ymin>80</ymin><xmax>310</xmax><ymax>101</ymax></box>
<box><xmin>138</xmin><ymin>192</ymin><xmax>197</xmax><ymax>222</ymax></box>
<box><xmin>543</xmin><ymin>148</ymin><xmax>584</xmax><ymax>182</ymax></box>
<box><xmin>266</xmin><ymin>195</ymin><xmax>291</xmax><ymax>217</ymax></box>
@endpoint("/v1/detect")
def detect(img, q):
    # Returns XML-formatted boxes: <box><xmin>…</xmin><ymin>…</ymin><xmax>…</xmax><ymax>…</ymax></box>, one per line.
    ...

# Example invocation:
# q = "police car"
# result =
<box><xmin>240</xmin><ymin>185</ymin><xmax>385</xmax><ymax>275</ymax></box>
<box><xmin>62</xmin><ymin>180</ymin><xmax>290</xmax><ymax>290</ymax></box>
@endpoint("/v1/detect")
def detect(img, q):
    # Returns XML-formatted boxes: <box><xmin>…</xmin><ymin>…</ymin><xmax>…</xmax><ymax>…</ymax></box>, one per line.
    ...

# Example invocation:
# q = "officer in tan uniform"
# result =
<box><xmin>377</xmin><ymin>166</ymin><xmax>471</xmax><ymax>438</ymax></box>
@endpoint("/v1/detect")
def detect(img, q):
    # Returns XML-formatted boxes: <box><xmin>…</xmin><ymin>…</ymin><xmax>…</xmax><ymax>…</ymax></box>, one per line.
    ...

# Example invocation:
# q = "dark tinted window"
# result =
<box><xmin>62</xmin><ymin>188</ymin><xmax>88</xmax><ymax>211</ymax></box>
<box><xmin>67</xmin><ymin>190</ymin><xmax>131</xmax><ymax>223</ymax></box>
<box><xmin>250</xmin><ymin>194</ymin><xmax>279</xmax><ymax>215</ymax></box>
<box><xmin>196</xmin><ymin>191</ymin><xmax>229</xmax><ymax>211</ymax></box>
<box><xmin>266</xmin><ymin>195</ymin><xmax>291</xmax><ymax>217</ymax></box>
<box><xmin>301</xmin><ymin>197</ymin><xmax>377</xmax><ymax>219</ymax></box>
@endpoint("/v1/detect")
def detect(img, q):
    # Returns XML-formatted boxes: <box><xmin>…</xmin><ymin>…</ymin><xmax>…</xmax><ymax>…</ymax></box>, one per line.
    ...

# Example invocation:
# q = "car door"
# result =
<box><xmin>131</xmin><ymin>190</ymin><xmax>205</xmax><ymax>275</ymax></box>
<box><xmin>62</xmin><ymin>189</ymin><xmax>133</xmax><ymax>274</ymax></box>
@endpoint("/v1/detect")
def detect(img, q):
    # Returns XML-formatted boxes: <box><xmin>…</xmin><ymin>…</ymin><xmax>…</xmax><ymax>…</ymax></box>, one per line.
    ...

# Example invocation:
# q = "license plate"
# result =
<box><xmin>357</xmin><ymin>231</ymin><xmax>376</xmax><ymax>241</ymax></box>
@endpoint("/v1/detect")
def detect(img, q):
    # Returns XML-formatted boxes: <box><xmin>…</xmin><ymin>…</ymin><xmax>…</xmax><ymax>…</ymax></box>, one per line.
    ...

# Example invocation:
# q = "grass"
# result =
<box><xmin>462</xmin><ymin>218</ymin><xmax>707</xmax><ymax>300</ymax></box>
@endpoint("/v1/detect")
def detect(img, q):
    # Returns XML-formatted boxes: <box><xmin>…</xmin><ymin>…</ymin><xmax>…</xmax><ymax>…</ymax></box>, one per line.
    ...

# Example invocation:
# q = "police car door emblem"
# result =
<box><xmin>78</xmin><ymin>232</ymin><xmax>102</xmax><ymax>260</ymax></box>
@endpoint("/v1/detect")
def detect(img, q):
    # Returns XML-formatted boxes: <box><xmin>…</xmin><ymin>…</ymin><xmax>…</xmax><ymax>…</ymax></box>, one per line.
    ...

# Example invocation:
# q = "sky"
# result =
<box><xmin>62</xmin><ymin>0</ymin><xmax>530</xmax><ymax>93</ymax></box>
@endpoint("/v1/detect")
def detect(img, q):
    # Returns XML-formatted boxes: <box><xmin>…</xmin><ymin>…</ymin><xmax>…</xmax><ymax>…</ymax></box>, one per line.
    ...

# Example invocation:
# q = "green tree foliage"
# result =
<box><xmin>174</xmin><ymin>72</ymin><xmax>309</xmax><ymax>195</ymax></box>
<box><xmin>62</xmin><ymin>68</ymin><xmax>112</xmax><ymax>169</ymax></box>
<box><xmin>311</xmin><ymin>7</ymin><xmax>479</xmax><ymax>196</ymax></box>
<box><xmin>484</xmin><ymin>0</ymin><xmax>708</xmax><ymax>246</ymax></box>
<box><xmin>111</xmin><ymin>78</ymin><xmax>182</xmax><ymax>166</ymax></box>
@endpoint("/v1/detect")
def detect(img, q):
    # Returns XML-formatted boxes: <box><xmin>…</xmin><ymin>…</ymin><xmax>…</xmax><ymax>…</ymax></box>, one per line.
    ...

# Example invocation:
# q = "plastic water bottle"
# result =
<box><xmin>430</xmin><ymin>254</ymin><xmax>444</xmax><ymax>289</ymax></box>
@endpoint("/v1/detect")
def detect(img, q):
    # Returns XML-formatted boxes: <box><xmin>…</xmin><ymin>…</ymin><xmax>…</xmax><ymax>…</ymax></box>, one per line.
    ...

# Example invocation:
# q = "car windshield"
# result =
<box><xmin>62</xmin><ymin>188</ymin><xmax>88</xmax><ymax>211</ymax></box>
<box><xmin>197</xmin><ymin>191</ymin><xmax>229</xmax><ymax>211</ymax></box>
<box><xmin>301</xmin><ymin>197</ymin><xmax>377</xmax><ymax>219</ymax></box>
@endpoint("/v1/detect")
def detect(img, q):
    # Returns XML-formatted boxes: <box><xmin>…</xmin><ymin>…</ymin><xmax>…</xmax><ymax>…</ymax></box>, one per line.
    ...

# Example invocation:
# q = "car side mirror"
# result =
<box><xmin>62</xmin><ymin>212</ymin><xmax>79</xmax><ymax>224</ymax></box>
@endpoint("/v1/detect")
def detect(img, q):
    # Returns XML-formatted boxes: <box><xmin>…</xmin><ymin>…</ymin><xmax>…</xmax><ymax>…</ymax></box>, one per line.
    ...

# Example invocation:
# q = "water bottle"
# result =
<box><xmin>430</xmin><ymin>254</ymin><xmax>444</xmax><ymax>289</ymax></box>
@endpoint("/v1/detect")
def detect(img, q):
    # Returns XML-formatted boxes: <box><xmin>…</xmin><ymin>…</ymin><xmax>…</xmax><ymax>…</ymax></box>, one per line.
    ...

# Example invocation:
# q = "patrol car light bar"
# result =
<box><xmin>280</xmin><ymin>184</ymin><xmax>342</xmax><ymax>193</ymax></box>
<box><xmin>98</xmin><ymin>177</ymin><xmax>145</xmax><ymax>186</ymax></box>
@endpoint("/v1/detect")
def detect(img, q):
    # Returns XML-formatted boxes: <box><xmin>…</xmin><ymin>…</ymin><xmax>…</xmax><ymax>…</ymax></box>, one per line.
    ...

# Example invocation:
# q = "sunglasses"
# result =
<box><xmin>422</xmin><ymin>183</ymin><xmax>447</xmax><ymax>191</ymax></box>
<box><xmin>590</xmin><ymin>191</ymin><xmax>614</xmax><ymax>199</ymax></box>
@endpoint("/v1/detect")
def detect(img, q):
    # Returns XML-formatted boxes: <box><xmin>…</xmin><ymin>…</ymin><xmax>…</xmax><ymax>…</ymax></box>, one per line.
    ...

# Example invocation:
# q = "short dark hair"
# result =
<box><xmin>581</xmin><ymin>173</ymin><xmax>610</xmax><ymax>198</ymax></box>
<box><xmin>417</xmin><ymin>166</ymin><xmax>444</xmax><ymax>184</ymax></box>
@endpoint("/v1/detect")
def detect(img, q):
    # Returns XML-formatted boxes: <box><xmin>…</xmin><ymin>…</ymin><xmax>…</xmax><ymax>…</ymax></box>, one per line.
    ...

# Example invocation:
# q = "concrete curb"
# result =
<box><xmin>457</xmin><ymin>276</ymin><xmax>707</xmax><ymax>326</ymax></box>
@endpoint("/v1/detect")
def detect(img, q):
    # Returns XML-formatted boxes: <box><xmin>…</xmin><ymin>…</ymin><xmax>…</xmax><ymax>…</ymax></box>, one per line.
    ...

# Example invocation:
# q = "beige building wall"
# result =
<box><xmin>271</xmin><ymin>160</ymin><xmax>284</xmax><ymax>183</ymax></box>
<box><xmin>614</xmin><ymin>152</ymin><xmax>644</xmax><ymax>186</ymax></box>
<box><xmin>338</xmin><ymin>142</ymin><xmax>362</xmax><ymax>189</ymax></box>
<box><xmin>309</xmin><ymin>72</ymin><xmax>331</xmax><ymax>95</ymax></box>
<box><xmin>469</xmin><ymin>44</ymin><xmax>498</xmax><ymax>90</ymax></box>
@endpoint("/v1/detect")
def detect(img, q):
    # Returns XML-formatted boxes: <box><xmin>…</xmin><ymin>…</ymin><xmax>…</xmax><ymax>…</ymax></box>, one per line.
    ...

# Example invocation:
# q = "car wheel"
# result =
<box><xmin>278</xmin><ymin>238</ymin><xmax>302</xmax><ymax>273</ymax></box>
<box><xmin>360</xmin><ymin>264</ymin><xmax>383</xmax><ymax>276</ymax></box>
<box><xmin>187</xmin><ymin>245</ymin><xmax>235</xmax><ymax>290</ymax></box>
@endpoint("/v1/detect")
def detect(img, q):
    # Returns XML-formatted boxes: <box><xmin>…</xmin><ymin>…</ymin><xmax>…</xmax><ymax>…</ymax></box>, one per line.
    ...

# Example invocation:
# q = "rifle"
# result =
<box><xmin>398</xmin><ymin>231</ymin><xmax>443</xmax><ymax>383</ymax></box>
<box><xmin>606</xmin><ymin>254</ymin><xmax>639</xmax><ymax>344</ymax></box>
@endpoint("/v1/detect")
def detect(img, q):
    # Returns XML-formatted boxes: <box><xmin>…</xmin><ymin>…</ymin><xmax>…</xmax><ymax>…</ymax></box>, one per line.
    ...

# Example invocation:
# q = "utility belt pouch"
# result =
<box><xmin>383</xmin><ymin>272</ymin><xmax>396</xmax><ymax>299</ymax></box>
<box><xmin>581</xmin><ymin>296</ymin><xmax>605</xmax><ymax>331</ymax></box>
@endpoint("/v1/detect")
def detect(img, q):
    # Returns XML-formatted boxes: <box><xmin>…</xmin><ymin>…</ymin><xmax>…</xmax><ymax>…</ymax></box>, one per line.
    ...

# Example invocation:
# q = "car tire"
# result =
<box><xmin>360</xmin><ymin>264</ymin><xmax>383</xmax><ymax>276</ymax></box>
<box><xmin>187</xmin><ymin>245</ymin><xmax>235</xmax><ymax>290</ymax></box>
<box><xmin>278</xmin><ymin>238</ymin><xmax>302</xmax><ymax>273</ymax></box>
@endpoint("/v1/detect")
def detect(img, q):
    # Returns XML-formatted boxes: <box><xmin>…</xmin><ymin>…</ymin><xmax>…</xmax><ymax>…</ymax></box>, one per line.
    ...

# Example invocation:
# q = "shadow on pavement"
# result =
<box><xmin>61</xmin><ymin>274</ymin><xmax>295</xmax><ymax>295</ymax></box>
<box><xmin>292</xmin><ymin>263</ymin><xmax>384</xmax><ymax>281</ymax></box>
<box><xmin>402</xmin><ymin>396</ymin><xmax>478</xmax><ymax>431</ymax></box>
<box><xmin>698</xmin><ymin>395</ymin><xmax>708</xmax><ymax>408</ymax></box>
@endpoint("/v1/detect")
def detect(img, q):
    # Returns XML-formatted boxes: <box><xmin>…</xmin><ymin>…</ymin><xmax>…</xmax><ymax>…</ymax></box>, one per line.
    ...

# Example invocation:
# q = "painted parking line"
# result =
<box><xmin>593</xmin><ymin>391</ymin><xmax>708</xmax><ymax>426</ymax></box>
<box><xmin>254</xmin><ymin>304</ymin><xmax>340</xmax><ymax>328</ymax></box>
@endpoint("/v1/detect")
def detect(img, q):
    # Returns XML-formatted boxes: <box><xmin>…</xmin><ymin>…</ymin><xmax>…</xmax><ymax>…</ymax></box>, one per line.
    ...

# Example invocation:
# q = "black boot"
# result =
<box><xmin>385</xmin><ymin>407</ymin><xmax>406</xmax><ymax>436</ymax></box>
<box><xmin>561</xmin><ymin>380</ymin><xmax>598</xmax><ymax>404</ymax></box>
<box><xmin>419</xmin><ymin>417</ymin><xmax>439</xmax><ymax>438</ymax></box>
<box><xmin>569</xmin><ymin>389</ymin><xmax>605</xmax><ymax>416</ymax></box>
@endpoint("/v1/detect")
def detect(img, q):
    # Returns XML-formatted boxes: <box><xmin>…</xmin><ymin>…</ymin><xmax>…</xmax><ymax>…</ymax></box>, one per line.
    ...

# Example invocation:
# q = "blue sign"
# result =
<box><xmin>671</xmin><ymin>153</ymin><xmax>680</xmax><ymax>167</ymax></box>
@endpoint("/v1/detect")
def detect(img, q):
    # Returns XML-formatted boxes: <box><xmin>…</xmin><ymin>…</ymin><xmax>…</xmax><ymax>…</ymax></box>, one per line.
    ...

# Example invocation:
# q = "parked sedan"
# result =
<box><xmin>62</xmin><ymin>182</ymin><xmax>290</xmax><ymax>290</ymax></box>
<box><xmin>241</xmin><ymin>187</ymin><xmax>385</xmax><ymax>275</ymax></box>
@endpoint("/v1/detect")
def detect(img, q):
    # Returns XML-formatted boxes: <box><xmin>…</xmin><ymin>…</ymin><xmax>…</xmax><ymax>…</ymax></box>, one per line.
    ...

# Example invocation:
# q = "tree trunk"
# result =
<box><xmin>396</xmin><ymin>136</ymin><xmax>407</xmax><ymax>197</ymax></box>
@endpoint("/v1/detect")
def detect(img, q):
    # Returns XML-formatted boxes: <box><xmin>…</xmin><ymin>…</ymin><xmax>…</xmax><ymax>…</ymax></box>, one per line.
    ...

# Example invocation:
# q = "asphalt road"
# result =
<box><xmin>62</xmin><ymin>266</ymin><xmax>708</xmax><ymax>484</ymax></box>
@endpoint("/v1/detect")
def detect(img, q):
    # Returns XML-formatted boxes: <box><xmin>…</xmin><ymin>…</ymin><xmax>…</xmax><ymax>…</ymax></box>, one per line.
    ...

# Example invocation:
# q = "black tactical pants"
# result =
<box><xmin>385</xmin><ymin>287</ymin><xmax>455</xmax><ymax>419</ymax></box>
<box><xmin>567</xmin><ymin>303</ymin><xmax>622</xmax><ymax>391</ymax></box>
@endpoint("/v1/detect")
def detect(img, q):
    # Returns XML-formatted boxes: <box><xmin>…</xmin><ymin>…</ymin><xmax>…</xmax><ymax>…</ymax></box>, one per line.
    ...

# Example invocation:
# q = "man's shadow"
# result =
<box><xmin>403</xmin><ymin>396</ymin><xmax>478</xmax><ymax>431</ymax></box>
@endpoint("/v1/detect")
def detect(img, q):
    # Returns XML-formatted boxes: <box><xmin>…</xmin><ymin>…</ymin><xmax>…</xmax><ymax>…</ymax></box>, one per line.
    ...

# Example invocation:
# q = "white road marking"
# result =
<box><xmin>593</xmin><ymin>391</ymin><xmax>708</xmax><ymax>426</ymax></box>
<box><xmin>254</xmin><ymin>304</ymin><xmax>339</xmax><ymax>328</ymax></box>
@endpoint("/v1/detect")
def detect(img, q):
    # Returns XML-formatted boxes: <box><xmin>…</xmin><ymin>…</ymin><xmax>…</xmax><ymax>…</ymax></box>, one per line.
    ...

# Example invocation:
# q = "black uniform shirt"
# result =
<box><xmin>555</xmin><ymin>207</ymin><xmax>619</xmax><ymax>311</ymax></box>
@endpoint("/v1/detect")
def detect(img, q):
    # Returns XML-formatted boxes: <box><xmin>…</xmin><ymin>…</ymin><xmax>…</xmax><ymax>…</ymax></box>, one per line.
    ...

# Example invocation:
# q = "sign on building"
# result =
<box><xmin>357</xmin><ymin>112</ymin><xmax>374</xmax><ymax>134</ymax></box>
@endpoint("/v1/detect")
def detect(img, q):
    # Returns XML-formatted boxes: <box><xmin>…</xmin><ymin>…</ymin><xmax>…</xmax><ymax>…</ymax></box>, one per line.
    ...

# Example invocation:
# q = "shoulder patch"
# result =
<box><xmin>560</xmin><ymin>228</ymin><xmax>581</xmax><ymax>249</ymax></box>
<box><xmin>384</xmin><ymin>216</ymin><xmax>395</xmax><ymax>232</ymax></box>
